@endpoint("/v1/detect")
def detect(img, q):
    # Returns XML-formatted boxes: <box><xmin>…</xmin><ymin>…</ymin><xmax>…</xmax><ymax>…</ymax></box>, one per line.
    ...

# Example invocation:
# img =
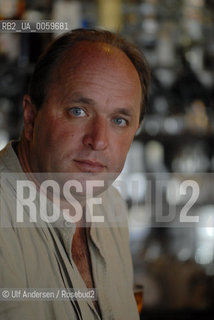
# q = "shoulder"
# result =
<box><xmin>0</xmin><ymin>141</ymin><xmax>22</xmax><ymax>173</ymax></box>
<box><xmin>100</xmin><ymin>184</ymin><xmax>129</xmax><ymax>227</ymax></box>
<box><xmin>94</xmin><ymin>184</ymin><xmax>131</xmax><ymax>249</ymax></box>
<box><xmin>91</xmin><ymin>185</ymin><xmax>134</xmax><ymax>287</ymax></box>
<box><xmin>101</xmin><ymin>184</ymin><xmax>127</xmax><ymax>211</ymax></box>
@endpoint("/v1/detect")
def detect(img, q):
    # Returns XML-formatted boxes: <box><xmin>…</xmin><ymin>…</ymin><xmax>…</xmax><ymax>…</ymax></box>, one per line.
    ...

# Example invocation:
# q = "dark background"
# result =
<box><xmin>0</xmin><ymin>0</ymin><xmax>214</xmax><ymax>318</ymax></box>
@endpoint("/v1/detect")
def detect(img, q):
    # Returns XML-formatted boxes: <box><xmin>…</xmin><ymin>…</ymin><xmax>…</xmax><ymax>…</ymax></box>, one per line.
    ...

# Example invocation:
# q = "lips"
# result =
<box><xmin>74</xmin><ymin>159</ymin><xmax>106</xmax><ymax>173</ymax></box>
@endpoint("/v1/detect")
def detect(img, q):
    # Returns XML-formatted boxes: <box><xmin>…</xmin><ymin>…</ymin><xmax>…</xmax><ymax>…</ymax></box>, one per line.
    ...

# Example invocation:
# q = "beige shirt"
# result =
<box><xmin>0</xmin><ymin>142</ymin><xmax>139</xmax><ymax>320</ymax></box>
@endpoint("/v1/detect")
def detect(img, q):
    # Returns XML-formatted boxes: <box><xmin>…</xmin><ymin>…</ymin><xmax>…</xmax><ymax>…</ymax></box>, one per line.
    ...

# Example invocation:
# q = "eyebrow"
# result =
<box><xmin>70</xmin><ymin>93</ymin><xmax>94</xmax><ymax>105</ymax></box>
<box><xmin>69</xmin><ymin>92</ymin><xmax>134</xmax><ymax>117</ymax></box>
<box><xmin>113</xmin><ymin>108</ymin><xmax>133</xmax><ymax>118</ymax></box>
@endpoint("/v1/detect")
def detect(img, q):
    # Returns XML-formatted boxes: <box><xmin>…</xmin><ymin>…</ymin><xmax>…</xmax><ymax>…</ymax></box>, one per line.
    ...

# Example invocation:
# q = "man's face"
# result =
<box><xmin>25</xmin><ymin>41</ymin><xmax>142</xmax><ymax>183</ymax></box>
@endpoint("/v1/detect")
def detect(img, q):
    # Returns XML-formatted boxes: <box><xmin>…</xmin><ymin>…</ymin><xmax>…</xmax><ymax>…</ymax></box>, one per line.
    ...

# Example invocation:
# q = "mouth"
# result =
<box><xmin>73</xmin><ymin>159</ymin><xmax>106</xmax><ymax>173</ymax></box>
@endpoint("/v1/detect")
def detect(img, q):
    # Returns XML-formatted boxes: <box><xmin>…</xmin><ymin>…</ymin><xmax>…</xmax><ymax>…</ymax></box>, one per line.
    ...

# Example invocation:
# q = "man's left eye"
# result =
<box><xmin>112</xmin><ymin>117</ymin><xmax>127</xmax><ymax>127</ymax></box>
<box><xmin>70</xmin><ymin>107</ymin><xmax>86</xmax><ymax>117</ymax></box>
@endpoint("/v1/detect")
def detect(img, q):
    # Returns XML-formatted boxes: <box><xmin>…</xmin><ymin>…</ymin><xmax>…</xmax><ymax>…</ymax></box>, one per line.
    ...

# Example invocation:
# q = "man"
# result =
<box><xmin>0</xmin><ymin>29</ymin><xmax>150</xmax><ymax>319</ymax></box>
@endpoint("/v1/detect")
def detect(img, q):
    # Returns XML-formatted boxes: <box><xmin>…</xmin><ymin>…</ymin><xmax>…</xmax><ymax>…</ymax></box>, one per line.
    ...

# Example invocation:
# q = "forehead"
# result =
<box><xmin>53</xmin><ymin>41</ymin><xmax>140</xmax><ymax>85</ymax></box>
<box><xmin>44</xmin><ymin>41</ymin><xmax>142</xmax><ymax>115</ymax></box>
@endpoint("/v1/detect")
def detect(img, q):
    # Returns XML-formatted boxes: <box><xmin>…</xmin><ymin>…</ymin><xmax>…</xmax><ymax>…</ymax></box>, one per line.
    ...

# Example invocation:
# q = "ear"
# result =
<box><xmin>23</xmin><ymin>94</ymin><xmax>38</xmax><ymax>142</ymax></box>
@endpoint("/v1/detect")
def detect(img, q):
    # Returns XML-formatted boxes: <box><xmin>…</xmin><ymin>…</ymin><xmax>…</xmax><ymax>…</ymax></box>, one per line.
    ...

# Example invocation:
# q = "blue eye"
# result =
<box><xmin>70</xmin><ymin>107</ymin><xmax>86</xmax><ymax>117</ymax></box>
<box><xmin>113</xmin><ymin>117</ymin><xmax>127</xmax><ymax>127</ymax></box>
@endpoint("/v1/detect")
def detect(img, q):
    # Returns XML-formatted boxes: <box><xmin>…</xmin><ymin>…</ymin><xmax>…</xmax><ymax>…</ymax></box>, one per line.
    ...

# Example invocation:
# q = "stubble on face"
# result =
<box><xmin>29</xmin><ymin>41</ymin><xmax>142</xmax><ymax>181</ymax></box>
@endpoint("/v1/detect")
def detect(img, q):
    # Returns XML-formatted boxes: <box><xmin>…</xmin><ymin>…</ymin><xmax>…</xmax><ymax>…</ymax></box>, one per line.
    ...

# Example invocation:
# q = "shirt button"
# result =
<box><xmin>64</xmin><ymin>220</ymin><xmax>75</xmax><ymax>228</ymax></box>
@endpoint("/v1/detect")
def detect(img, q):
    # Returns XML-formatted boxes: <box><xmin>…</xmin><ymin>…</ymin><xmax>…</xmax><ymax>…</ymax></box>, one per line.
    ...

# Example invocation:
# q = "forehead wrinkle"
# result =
<box><xmin>55</xmin><ymin>41</ymin><xmax>139</xmax><ymax>82</ymax></box>
<box><xmin>70</xmin><ymin>91</ymin><xmax>137</xmax><ymax>112</ymax></box>
<box><xmin>57</xmin><ymin>42</ymin><xmax>114</xmax><ymax>76</ymax></box>
<box><xmin>67</xmin><ymin>63</ymin><xmax>139</xmax><ymax>97</ymax></box>
<box><xmin>46</xmin><ymin>41</ymin><xmax>142</xmax><ymax>111</ymax></box>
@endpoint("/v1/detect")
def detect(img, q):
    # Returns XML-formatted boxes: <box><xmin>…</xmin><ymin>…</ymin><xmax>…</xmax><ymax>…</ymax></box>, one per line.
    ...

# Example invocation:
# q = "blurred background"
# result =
<box><xmin>0</xmin><ymin>0</ymin><xmax>214</xmax><ymax>318</ymax></box>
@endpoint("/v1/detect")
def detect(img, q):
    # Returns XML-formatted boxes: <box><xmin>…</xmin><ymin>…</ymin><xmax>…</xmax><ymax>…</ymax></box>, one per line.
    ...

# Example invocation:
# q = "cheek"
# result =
<box><xmin>111</xmin><ymin>135</ymin><xmax>133</xmax><ymax>162</ymax></box>
<box><xmin>33</xmin><ymin>114</ymin><xmax>55</xmax><ymax>142</ymax></box>
<box><xmin>42</xmin><ymin>117</ymin><xmax>74</xmax><ymax>140</ymax></box>
<box><xmin>115</xmin><ymin>133</ymin><xmax>134</xmax><ymax>151</ymax></box>
<box><xmin>48</xmin><ymin>122</ymin><xmax>82</xmax><ymax>154</ymax></box>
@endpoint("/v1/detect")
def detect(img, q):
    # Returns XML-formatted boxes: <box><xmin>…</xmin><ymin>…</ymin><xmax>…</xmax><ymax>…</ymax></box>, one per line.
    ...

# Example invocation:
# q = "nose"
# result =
<box><xmin>82</xmin><ymin>117</ymin><xmax>109</xmax><ymax>151</ymax></box>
